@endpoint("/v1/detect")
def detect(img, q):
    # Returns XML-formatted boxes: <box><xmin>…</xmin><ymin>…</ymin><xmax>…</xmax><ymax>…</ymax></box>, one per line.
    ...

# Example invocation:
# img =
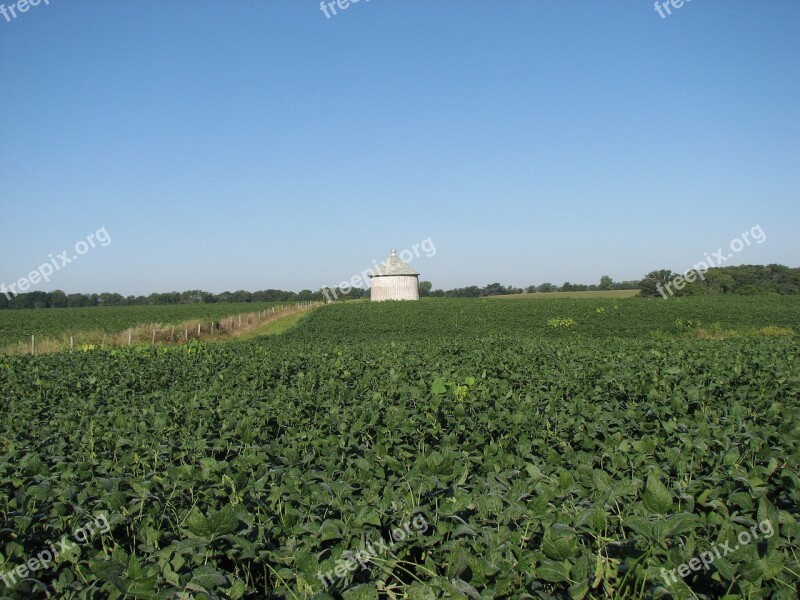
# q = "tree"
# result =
<box><xmin>67</xmin><ymin>293</ymin><xmax>91</xmax><ymax>307</ymax></box>
<box><xmin>49</xmin><ymin>290</ymin><xmax>68</xmax><ymax>308</ymax></box>
<box><xmin>99</xmin><ymin>293</ymin><xmax>125</xmax><ymax>306</ymax></box>
<box><xmin>230</xmin><ymin>290</ymin><xmax>253</xmax><ymax>303</ymax></box>
<box><xmin>703</xmin><ymin>270</ymin><xmax>735</xmax><ymax>294</ymax></box>
<box><xmin>418</xmin><ymin>281</ymin><xmax>432</xmax><ymax>297</ymax></box>
<box><xmin>350</xmin><ymin>287</ymin><xmax>367</xmax><ymax>299</ymax></box>
<box><xmin>599</xmin><ymin>275</ymin><xmax>613</xmax><ymax>290</ymax></box>
<box><xmin>180</xmin><ymin>290</ymin><xmax>203</xmax><ymax>303</ymax></box>
<box><xmin>639</xmin><ymin>270</ymin><xmax>677</xmax><ymax>297</ymax></box>
<box><xmin>481</xmin><ymin>283</ymin><xmax>508</xmax><ymax>296</ymax></box>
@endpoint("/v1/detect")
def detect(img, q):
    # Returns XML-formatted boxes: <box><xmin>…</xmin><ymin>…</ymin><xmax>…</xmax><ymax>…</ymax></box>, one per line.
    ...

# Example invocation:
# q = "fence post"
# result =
<box><xmin>31</xmin><ymin>334</ymin><xmax>35</xmax><ymax>356</ymax></box>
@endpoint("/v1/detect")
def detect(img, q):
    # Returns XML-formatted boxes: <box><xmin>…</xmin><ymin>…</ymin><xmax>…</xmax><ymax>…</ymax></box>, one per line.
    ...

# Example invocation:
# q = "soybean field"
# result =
<box><xmin>0</xmin><ymin>297</ymin><xmax>798</xmax><ymax>599</ymax></box>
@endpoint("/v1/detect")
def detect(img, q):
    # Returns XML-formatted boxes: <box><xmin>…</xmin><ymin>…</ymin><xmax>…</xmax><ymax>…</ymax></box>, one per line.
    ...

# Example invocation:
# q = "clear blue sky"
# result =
<box><xmin>1</xmin><ymin>0</ymin><xmax>798</xmax><ymax>294</ymax></box>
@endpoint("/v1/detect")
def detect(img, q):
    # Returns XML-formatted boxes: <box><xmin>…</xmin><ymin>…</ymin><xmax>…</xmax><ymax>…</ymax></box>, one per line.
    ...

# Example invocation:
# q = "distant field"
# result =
<box><xmin>0</xmin><ymin>302</ymin><xmax>288</xmax><ymax>344</ymax></box>
<box><xmin>491</xmin><ymin>289</ymin><xmax>640</xmax><ymax>299</ymax></box>
<box><xmin>3</xmin><ymin>295</ymin><xmax>797</xmax><ymax>346</ymax></box>
<box><xmin>287</xmin><ymin>295</ymin><xmax>800</xmax><ymax>341</ymax></box>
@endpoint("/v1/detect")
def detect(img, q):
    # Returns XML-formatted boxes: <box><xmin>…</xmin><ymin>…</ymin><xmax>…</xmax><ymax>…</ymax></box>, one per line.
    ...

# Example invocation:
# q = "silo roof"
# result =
<box><xmin>369</xmin><ymin>250</ymin><xmax>420</xmax><ymax>277</ymax></box>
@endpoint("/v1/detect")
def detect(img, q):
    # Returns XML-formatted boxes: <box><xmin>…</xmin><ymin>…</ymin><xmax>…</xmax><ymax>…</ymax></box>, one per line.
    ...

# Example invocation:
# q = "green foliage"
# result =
<box><xmin>639</xmin><ymin>264</ymin><xmax>800</xmax><ymax>297</ymax></box>
<box><xmin>547</xmin><ymin>317</ymin><xmax>576</xmax><ymax>329</ymax></box>
<box><xmin>640</xmin><ymin>269</ymin><xmax>678</xmax><ymax>297</ymax></box>
<box><xmin>0</xmin><ymin>298</ymin><xmax>798</xmax><ymax>597</ymax></box>
<box><xmin>0</xmin><ymin>289</ymin><xmax>321</xmax><ymax>310</ymax></box>
<box><xmin>286</xmin><ymin>296</ymin><xmax>800</xmax><ymax>342</ymax></box>
<box><xmin>0</xmin><ymin>302</ymin><xmax>286</xmax><ymax>344</ymax></box>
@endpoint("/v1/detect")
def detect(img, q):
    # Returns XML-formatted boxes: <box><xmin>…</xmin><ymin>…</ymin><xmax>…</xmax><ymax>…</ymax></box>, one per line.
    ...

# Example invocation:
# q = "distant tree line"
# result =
<box><xmin>422</xmin><ymin>276</ymin><xmax>641</xmax><ymax>297</ymax></box>
<box><xmin>638</xmin><ymin>264</ymin><xmax>800</xmax><ymax>297</ymax></box>
<box><xmin>1</xmin><ymin>265</ymin><xmax>797</xmax><ymax>309</ymax></box>
<box><xmin>0</xmin><ymin>289</ymin><xmax>323</xmax><ymax>310</ymax></box>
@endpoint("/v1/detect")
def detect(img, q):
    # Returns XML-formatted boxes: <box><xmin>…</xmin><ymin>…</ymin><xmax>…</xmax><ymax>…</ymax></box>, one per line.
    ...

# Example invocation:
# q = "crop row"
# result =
<box><xmin>286</xmin><ymin>296</ymin><xmax>800</xmax><ymax>342</ymax></box>
<box><xmin>1</xmin><ymin>334</ymin><xmax>798</xmax><ymax>598</ymax></box>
